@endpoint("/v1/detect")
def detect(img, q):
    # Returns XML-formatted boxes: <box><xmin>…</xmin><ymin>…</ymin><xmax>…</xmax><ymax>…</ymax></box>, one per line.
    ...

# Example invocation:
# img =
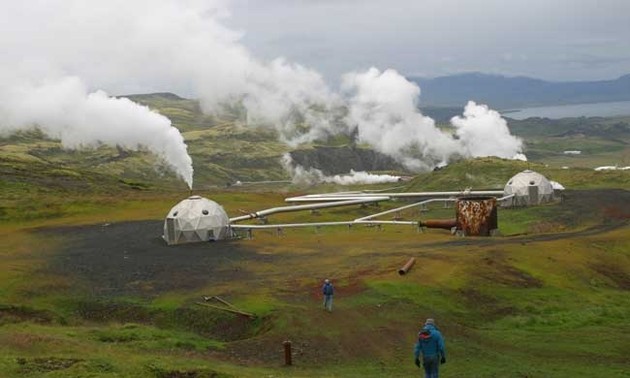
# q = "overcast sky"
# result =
<box><xmin>226</xmin><ymin>0</ymin><xmax>630</xmax><ymax>81</ymax></box>
<box><xmin>3</xmin><ymin>0</ymin><xmax>604</xmax><ymax>177</ymax></box>
<box><xmin>1</xmin><ymin>0</ymin><xmax>628</xmax><ymax>96</ymax></box>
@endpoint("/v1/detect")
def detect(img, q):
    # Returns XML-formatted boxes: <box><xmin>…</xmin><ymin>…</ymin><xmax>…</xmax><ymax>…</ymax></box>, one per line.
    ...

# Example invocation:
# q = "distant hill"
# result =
<box><xmin>290</xmin><ymin>146</ymin><xmax>404</xmax><ymax>175</ymax></box>
<box><xmin>411</xmin><ymin>73</ymin><xmax>630</xmax><ymax>109</ymax></box>
<box><xmin>3</xmin><ymin>91</ymin><xmax>627</xmax><ymax>209</ymax></box>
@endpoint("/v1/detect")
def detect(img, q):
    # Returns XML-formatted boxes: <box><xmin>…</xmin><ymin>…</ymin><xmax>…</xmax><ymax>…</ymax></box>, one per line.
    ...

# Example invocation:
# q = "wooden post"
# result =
<box><xmin>194</xmin><ymin>302</ymin><xmax>256</xmax><ymax>318</ymax></box>
<box><xmin>283</xmin><ymin>340</ymin><xmax>292</xmax><ymax>366</ymax></box>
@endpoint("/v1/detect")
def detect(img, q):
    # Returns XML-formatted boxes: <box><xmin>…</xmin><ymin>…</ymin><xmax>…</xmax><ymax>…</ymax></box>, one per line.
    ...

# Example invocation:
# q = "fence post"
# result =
<box><xmin>283</xmin><ymin>340</ymin><xmax>292</xmax><ymax>366</ymax></box>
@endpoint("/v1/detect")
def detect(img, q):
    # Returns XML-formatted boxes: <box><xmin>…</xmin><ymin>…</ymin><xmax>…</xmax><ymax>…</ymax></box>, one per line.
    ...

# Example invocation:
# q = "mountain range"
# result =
<box><xmin>411</xmin><ymin>73</ymin><xmax>630</xmax><ymax>109</ymax></box>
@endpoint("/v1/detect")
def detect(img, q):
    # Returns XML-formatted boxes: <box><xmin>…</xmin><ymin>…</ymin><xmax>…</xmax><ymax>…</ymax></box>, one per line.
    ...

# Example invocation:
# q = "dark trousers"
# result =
<box><xmin>422</xmin><ymin>355</ymin><xmax>439</xmax><ymax>378</ymax></box>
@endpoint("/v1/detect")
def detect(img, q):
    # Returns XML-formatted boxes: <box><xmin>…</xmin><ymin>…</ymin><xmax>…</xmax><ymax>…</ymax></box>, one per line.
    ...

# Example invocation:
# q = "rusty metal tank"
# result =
<box><xmin>455</xmin><ymin>196</ymin><xmax>498</xmax><ymax>236</ymax></box>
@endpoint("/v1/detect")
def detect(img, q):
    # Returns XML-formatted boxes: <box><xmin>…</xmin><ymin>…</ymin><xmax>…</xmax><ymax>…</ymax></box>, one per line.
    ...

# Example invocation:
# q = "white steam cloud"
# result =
<box><xmin>1</xmin><ymin>0</ymin><xmax>524</xmax><ymax>186</ymax></box>
<box><xmin>451</xmin><ymin>101</ymin><xmax>523</xmax><ymax>159</ymax></box>
<box><xmin>0</xmin><ymin>77</ymin><xmax>194</xmax><ymax>188</ymax></box>
<box><xmin>342</xmin><ymin>68</ymin><xmax>458</xmax><ymax>170</ymax></box>
<box><xmin>339</xmin><ymin>69</ymin><xmax>524</xmax><ymax>169</ymax></box>
<box><xmin>281</xmin><ymin>154</ymin><xmax>400</xmax><ymax>185</ymax></box>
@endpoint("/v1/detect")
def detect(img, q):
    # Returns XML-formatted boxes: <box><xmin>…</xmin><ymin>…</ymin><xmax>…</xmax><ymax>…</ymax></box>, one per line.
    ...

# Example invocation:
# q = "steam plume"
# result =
<box><xmin>340</xmin><ymin>68</ymin><xmax>523</xmax><ymax>169</ymax></box>
<box><xmin>342</xmin><ymin>68</ymin><xmax>459</xmax><ymax>169</ymax></box>
<box><xmin>0</xmin><ymin>77</ymin><xmax>193</xmax><ymax>188</ymax></box>
<box><xmin>281</xmin><ymin>154</ymin><xmax>400</xmax><ymax>185</ymax></box>
<box><xmin>1</xmin><ymin>0</ymin><xmax>524</xmax><ymax>185</ymax></box>
<box><xmin>451</xmin><ymin>101</ymin><xmax>523</xmax><ymax>159</ymax></box>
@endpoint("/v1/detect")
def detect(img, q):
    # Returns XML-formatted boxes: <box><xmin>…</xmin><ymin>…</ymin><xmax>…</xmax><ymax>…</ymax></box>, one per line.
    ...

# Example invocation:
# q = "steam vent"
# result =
<box><xmin>163</xmin><ymin>196</ymin><xmax>230</xmax><ymax>245</ymax></box>
<box><xmin>456</xmin><ymin>197</ymin><xmax>498</xmax><ymax>236</ymax></box>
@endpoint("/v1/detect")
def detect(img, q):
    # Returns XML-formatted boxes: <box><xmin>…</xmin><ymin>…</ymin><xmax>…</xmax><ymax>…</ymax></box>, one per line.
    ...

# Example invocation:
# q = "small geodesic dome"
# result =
<box><xmin>163</xmin><ymin>196</ymin><xmax>230</xmax><ymax>245</ymax></box>
<box><xmin>504</xmin><ymin>170</ymin><xmax>555</xmax><ymax>206</ymax></box>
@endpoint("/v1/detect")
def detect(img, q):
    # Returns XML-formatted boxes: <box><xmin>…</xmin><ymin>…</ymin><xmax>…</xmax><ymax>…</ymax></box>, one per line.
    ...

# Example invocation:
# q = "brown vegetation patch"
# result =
<box><xmin>147</xmin><ymin>364</ymin><xmax>224</xmax><ymax>378</ymax></box>
<box><xmin>74</xmin><ymin>299</ymin><xmax>259</xmax><ymax>341</ymax></box>
<box><xmin>210</xmin><ymin>312</ymin><xmax>409</xmax><ymax>367</ymax></box>
<box><xmin>476</xmin><ymin>255</ymin><xmax>543</xmax><ymax>288</ymax></box>
<box><xmin>74</xmin><ymin>300</ymin><xmax>152</xmax><ymax>323</ymax></box>
<box><xmin>591</xmin><ymin>263</ymin><xmax>630</xmax><ymax>290</ymax></box>
<box><xmin>527</xmin><ymin>221</ymin><xmax>566</xmax><ymax>234</ymax></box>
<box><xmin>16</xmin><ymin>357</ymin><xmax>82</xmax><ymax>373</ymax></box>
<box><xmin>208</xmin><ymin>334</ymin><xmax>313</xmax><ymax>366</ymax></box>
<box><xmin>0</xmin><ymin>304</ymin><xmax>57</xmax><ymax>325</ymax></box>
<box><xmin>3</xmin><ymin>333</ymin><xmax>60</xmax><ymax>350</ymax></box>
<box><xmin>603</xmin><ymin>206</ymin><xmax>630</xmax><ymax>220</ymax></box>
<box><xmin>343</xmin><ymin>268</ymin><xmax>374</xmax><ymax>295</ymax></box>
<box><xmin>457</xmin><ymin>288</ymin><xmax>518</xmax><ymax>320</ymax></box>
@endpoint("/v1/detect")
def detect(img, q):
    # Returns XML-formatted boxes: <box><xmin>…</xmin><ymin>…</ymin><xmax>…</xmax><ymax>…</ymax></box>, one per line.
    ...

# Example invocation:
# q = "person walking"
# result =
<box><xmin>414</xmin><ymin>318</ymin><xmax>446</xmax><ymax>378</ymax></box>
<box><xmin>321</xmin><ymin>279</ymin><xmax>334</xmax><ymax>312</ymax></box>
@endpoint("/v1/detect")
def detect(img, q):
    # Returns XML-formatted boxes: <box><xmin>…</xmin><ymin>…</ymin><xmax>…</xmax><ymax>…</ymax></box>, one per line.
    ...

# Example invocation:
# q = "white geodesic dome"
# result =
<box><xmin>504</xmin><ymin>170</ymin><xmax>555</xmax><ymax>206</ymax></box>
<box><xmin>163</xmin><ymin>196</ymin><xmax>230</xmax><ymax>245</ymax></box>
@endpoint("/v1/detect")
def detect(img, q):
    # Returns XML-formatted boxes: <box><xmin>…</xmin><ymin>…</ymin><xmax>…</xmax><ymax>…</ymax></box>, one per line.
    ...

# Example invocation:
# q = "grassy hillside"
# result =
<box><xmin>509</xmin><ymin>116</ymin><xmax>630</xmax><ymax>169</ymax></box>
<box><xmin>1</xmin><ymin>185</ymin><xmax>628</xmax><ymax>377</ymax></box>
<box><xmin>2</xmin><ymin>93</ymin><xmax>629</xmax><ymax>192</ymax></box>
<box><xmin>122</xmin><ymin>93</ymin><xmax>219</xmax><ymax>133</ymax></box>
<box><xmin>1</xmin><ymin>92</ymin><xmax>629</xmax><ymax>377</ymax></box>
<box><xmin>406</xmin><ymin>157</ymin><xmax>630</xmax><ymax>192</ymax></box>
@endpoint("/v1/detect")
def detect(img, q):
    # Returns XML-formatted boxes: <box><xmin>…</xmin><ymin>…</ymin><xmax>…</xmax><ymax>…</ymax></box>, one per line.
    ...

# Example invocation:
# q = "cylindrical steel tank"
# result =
<box><xmin>455</xmin><ymin>197</ymin><xmax>498</xmax><ymax>236</ymax></box>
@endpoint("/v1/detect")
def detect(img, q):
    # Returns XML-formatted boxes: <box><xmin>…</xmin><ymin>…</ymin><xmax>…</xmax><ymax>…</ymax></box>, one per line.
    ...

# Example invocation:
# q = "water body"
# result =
<box><xmin>503</xmin><ymin>100</ymin><xmax>630</xmax><ymax>120</ymax></box>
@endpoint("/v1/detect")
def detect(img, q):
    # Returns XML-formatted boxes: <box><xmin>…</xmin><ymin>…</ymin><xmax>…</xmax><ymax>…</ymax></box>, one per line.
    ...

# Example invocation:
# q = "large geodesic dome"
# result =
<box><xmin>163</xmin><ymin>196</ymin><xmax>230</xmax><ymax>245</ymax></box>
<box><xmin>504</xmin><ymin>170</ymin><xmax>555</xmax><ymax>206</ymax></box>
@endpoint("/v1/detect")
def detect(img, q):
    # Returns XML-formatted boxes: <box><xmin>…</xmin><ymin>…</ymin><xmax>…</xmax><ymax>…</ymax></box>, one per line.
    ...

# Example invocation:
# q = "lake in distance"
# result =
<box><xmin>502</xmin><ymin>100</ymin><xmax>630</xmax><ymax>120</ymax></box>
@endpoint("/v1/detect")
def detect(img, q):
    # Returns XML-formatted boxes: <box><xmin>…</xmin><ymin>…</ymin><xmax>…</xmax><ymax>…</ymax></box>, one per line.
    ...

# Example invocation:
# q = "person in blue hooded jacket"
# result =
<box><xmin>414</xmin><ymin>318</ymin><xmax>446</xmax><ymax>378</ymax></box>
<box><xmin>321</xmin><ymin>279</ymin><xmax>334</xmax><ymax>312</ymax></box>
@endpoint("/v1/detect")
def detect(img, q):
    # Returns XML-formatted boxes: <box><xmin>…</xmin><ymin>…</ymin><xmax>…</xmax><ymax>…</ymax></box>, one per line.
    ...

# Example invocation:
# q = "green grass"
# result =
<box><xmin>406</xmin><ymin>157</ymin><xmax>629</xmax><ymax>193</ymax></box>
<box><xmin>1</xmin><ymin>103</ymin><xmax>629</xmax><ymax>376</ymax></box>
<box><xmin>1</xmin><ymin>199</ymin><xmax>629</xmax><ymax>376</ymax></box>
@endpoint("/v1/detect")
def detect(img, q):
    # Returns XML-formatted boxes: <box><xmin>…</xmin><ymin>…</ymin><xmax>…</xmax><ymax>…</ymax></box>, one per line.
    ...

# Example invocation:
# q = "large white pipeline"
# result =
<box><xmin>228</xmin><ymin>196</ymin><xmax>390</xmax><ymax>223</ymax></box>
<box><xmin>229</xmin><ymin>219</ymin><xmax>418</xmax><ymax>230</ymax></box>
<box><xmin>228</xmin><ymin>189</ymin><xmax>506</xmax><ymax>232</ymax></box>
<box><xmin>285</xmin><ymin>190</ymin><xmax>504</xmax><ymax>202</ymax></box>
<box><xmin>355</xmin><ymin>198</ymin><xmax>456</xmax><ymax>221</ymax></box>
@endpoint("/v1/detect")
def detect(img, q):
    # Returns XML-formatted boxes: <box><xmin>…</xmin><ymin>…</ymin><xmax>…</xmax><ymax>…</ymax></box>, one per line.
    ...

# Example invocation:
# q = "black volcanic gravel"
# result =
<box><xmin>41</xmin><ymin>221</ymin><xmax>267</xmax><ymax>297</ymax></box>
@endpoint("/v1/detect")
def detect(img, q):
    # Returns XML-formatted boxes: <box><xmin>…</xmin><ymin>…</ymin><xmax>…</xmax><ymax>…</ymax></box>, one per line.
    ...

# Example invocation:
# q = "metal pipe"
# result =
<box><xmin>420</xmin><ymin>219</ymin><xmax>458</xmax><ymax>230</ymax></box>
<box><xmin>229</xmin><ymin>219</ymin><xmax>418</xmax><ymax>230</ymax></box>
<box><xmin>355</xmin><ymin>198</ymin><xmax>456</xmax><ymax>221</ymax></box>
<box><xmin>286</xmin><ymin>195</ymin><xmax>393</xmax><ymax>202</ymax></box>
<box><xmin>398</xmin><ymin>257</ymin><xmax>416</xmax><ymax>275</ymax></box>
<box><xmin>355</xmin><ymin>220</ymin><xmax>418</xmax><ymax>225</ymax></box>
<box><xmin>285</xmin><ymin>191</ymin><xmax>503</xmax><ymax>202</ymax></box>
<box><xmin>230</xmin><ymin>221</ymin><xmax>357</xmax><ymax>229</ymax></box>
<box><xmin>229</xmin><ymin>197</ymin><xmax>389</xmax><ymax>223</ymax></box>
<box><xmin>497</xmin><ymin>194</ymin><xmax>515</xmax><ymax>201</ymax></box>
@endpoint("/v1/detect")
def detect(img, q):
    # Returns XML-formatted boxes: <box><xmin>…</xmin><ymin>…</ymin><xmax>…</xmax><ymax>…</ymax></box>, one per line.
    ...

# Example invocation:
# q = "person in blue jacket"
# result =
<box><xmin>321</xmin><ymin>279</ymin><xmax>334</xmax><ymax>312</ymax></box>
<box><xmin>414</xmin><ymin>318</ymin><xmax>446</xmax><ymax>378</ymax></box>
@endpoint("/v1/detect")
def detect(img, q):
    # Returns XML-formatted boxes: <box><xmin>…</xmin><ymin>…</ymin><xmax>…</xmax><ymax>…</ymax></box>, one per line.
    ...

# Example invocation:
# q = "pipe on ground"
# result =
<box><xmin>398</xmin><ymin>257</ymin><xmax>416</xmax><ymax>275</ymax></box>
